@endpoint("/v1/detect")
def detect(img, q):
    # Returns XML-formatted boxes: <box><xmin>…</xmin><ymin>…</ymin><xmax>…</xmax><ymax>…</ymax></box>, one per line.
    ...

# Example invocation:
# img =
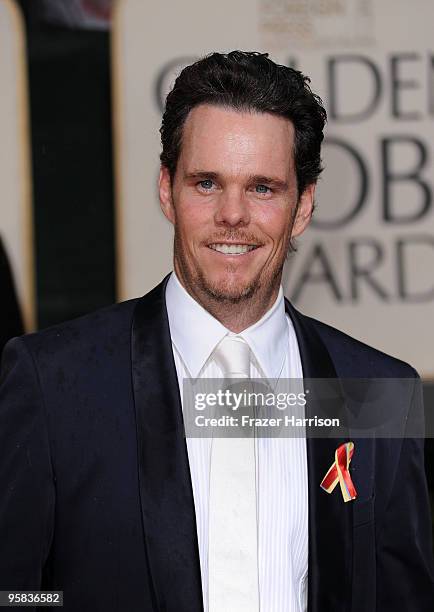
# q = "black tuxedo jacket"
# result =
<box><xmin>1</xmin><ymin>276</ymin><xmax>433</xmax><ymax>611</ymax></box>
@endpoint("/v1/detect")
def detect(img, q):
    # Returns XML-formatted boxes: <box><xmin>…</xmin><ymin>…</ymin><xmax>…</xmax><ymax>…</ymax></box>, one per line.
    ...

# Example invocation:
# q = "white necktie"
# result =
<box><xmin>208</xmin><ymin>335</ymin><xmax>260</xmax><ymax>612</ymax></box>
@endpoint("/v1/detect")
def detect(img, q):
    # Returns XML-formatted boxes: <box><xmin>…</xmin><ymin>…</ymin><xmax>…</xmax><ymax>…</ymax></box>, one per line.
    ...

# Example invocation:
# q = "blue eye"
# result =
<box><xmin>199</xmin><ymin>179</ymin><xmax>214</xmax><ymax>190</ymax></box>
<box><xmin>255</xmin><ymin>184</ymin><xmax>270</xmax><ymax>194</ymax></box>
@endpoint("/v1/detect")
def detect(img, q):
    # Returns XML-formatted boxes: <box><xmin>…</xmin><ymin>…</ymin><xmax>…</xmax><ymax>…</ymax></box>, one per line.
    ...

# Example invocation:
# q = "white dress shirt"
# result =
<box><xmin>165</xmin><ymin>271</ymin><xmax>308</xmax><ymax>612</ymax></box>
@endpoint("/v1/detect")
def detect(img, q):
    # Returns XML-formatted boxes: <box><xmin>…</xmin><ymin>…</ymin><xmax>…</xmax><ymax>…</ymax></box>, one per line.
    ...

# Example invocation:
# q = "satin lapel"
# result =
<box><xmin>285</xmin><ymin>300</ymin><xmax>353</xmax><ymax>612</ymax></box>
<box><xmin>131</xmin><ymin>277</ymin><xmax>203</xmax><ymax>612</ymax></box>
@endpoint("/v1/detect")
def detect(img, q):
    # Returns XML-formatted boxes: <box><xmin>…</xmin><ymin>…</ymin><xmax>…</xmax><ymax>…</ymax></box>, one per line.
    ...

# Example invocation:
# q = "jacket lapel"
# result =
<box><xmin>285</xmin><ymin>300</ymin><xmax>353</xmax><ymax>612</ymax></box>
<box><xmin>131</xmin><ymin>276</ymin><xmax>203</xmax><ymax>612</ymax></box>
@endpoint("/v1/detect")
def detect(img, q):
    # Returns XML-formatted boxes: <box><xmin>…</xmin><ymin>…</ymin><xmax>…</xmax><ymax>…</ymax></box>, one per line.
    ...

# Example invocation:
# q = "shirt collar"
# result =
<box><xmin>165</xmin><ymin>271</ymin><xmax>288</xmax><ymax>379</ymax></box>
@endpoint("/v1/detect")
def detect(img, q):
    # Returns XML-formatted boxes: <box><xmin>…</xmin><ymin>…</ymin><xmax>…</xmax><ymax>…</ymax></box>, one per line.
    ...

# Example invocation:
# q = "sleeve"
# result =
<box><xmin>376</xmin><ymin>373</ymin><xmax>434</xmax><ymax>611</ymax></box>
<box><xmin>0</xmin><ymin>336</ymin><xmax>55</xmax><ymax>590</ymax></box>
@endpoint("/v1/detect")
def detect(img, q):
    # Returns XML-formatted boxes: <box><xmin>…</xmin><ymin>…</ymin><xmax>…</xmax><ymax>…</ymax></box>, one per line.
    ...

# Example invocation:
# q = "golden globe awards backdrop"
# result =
<box><xmin>0</xmin><ymin>0</ymin><xmax>34</xmax><ymax>331</ymax></box>
<box><xmin>112</xmin><ymin>0</ymin><xmax>434</xmax><ymax>377</ymax></box>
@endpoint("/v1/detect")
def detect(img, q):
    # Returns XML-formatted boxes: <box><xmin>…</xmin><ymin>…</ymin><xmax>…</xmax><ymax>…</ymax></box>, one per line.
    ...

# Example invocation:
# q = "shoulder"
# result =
<box><xmin>294</xmin><ymin>306</ymin><xmax>419</xmax><ymax>379</ymax></box>
<box><xmin>15</xmin><ymin>297</ymin><xmax>140</xmax><ymax>366</ymax></box>
<box><xmin>2</xmin><ymin>276</ymin><xmax>170</xmax><ymax>375</ymax></box>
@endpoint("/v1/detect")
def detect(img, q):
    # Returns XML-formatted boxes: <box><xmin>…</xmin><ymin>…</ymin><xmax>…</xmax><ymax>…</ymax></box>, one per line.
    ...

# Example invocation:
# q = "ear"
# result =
<box><xmin>159</xmin><ymin>166</ymin><xmax>175</xmax><ymax>224</ymax></box>
<box><xmin>291</xmin><ymin>183</ymin><xmax>316</xmax><ymax>238</ymax></box>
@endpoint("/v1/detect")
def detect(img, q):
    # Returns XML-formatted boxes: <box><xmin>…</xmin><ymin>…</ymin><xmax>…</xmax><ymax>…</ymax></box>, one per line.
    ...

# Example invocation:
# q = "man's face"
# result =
<box><xmin>159</xmin><ymin>104</ymin><xmax>314</xmax><ymax>305</ymax></box>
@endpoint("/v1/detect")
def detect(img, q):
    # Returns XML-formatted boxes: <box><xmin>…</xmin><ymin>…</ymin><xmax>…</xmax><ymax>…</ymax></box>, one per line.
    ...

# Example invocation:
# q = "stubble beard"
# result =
<box><xmin>173</xmin><ymin>226</ymin><xmax>288</xmax><ymax>309</ymax></box>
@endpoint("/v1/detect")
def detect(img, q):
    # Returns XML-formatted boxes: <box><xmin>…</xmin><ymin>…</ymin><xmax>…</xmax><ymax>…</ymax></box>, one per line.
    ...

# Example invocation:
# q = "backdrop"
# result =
<box><xmin>0</xmin><ymin>0</ymin><xmax>34</xmax><ymax>332</ymax></box>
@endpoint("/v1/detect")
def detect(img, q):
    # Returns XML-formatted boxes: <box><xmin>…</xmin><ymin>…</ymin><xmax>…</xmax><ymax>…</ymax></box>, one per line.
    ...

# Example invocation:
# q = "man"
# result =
<box><xmin>1</xmin><ymin>51</ymin><xmax>433</xmax><ymax>611</ymax></box>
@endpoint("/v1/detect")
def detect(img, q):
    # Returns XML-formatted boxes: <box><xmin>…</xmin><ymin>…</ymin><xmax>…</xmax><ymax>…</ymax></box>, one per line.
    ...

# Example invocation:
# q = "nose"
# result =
<box><xmin>214</xmin><ymin>187</ymin><xmax>250</xmax><ymax>228</ymax></box>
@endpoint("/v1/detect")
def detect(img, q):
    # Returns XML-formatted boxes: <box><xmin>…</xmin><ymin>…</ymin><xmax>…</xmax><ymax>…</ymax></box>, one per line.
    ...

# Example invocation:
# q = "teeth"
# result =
<box><xmin>209</xmin><ymin>243</ymin><xmax>257</xmax><ymax>255</ymax></box>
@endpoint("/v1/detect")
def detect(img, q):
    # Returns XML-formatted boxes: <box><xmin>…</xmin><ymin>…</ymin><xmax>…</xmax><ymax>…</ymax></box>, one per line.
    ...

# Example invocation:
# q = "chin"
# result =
<box><xmin>199</xmin><ymin>272</ymin><xmax>259</xmax><ymax>304</ymax></box>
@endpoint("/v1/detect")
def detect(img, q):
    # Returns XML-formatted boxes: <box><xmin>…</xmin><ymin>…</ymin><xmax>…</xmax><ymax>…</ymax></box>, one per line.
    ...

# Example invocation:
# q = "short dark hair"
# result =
<box><xmin>160</xmin><ymin>50</ymin><xmax>327</xmax><ymax>196</ymax></box>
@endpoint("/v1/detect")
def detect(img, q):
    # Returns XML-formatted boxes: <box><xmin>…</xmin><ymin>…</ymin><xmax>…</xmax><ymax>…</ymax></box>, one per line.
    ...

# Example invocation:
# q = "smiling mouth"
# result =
<box><xmin>208</xmin><ymin>243</ymin><xmax>260</xmax><ymax>255</ymax></box>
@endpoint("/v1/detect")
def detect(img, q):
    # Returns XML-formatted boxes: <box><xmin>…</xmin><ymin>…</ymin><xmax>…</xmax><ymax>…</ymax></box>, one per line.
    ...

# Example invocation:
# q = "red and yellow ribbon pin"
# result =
<box><xmin>320</xmin><ymin>441</ymin><xmax>357</xmax><ymax>503</ymax></box>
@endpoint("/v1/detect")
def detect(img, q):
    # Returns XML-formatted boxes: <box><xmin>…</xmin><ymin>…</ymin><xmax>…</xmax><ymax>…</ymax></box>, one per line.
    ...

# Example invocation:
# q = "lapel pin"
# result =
<box><xmin>320</xmin><ymin>441</ymin><xmax>357</xmax><ymax>503</ymax></box>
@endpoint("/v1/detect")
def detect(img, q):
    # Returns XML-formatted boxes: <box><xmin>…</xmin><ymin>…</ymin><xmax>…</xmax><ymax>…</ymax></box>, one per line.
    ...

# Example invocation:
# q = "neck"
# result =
<box><xmin>203</xmin><ymin>290</ymin><xmax>279</xmax><ymax>333</ymax></box>
<box><xmin>174</xmin><ymin>266</ymin><xmax>281</xmax><ymax>333</ymax></box>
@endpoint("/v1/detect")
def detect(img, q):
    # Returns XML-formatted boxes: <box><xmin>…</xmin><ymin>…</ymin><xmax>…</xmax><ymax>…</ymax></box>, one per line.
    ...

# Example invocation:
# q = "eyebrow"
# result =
<box><xmin>251</xmin><ymin>175</ymin><xmax>289</xmax><ymax>190</ymax></box>
<box><xmin>184</xmin><ymin>171</ymin><xmax>289</xmax><ymax>190</ymax></box>
<box><xmin>184</xmin><ymin>171</ymin><xmax>219</xmax><ymax>181</ymax></box>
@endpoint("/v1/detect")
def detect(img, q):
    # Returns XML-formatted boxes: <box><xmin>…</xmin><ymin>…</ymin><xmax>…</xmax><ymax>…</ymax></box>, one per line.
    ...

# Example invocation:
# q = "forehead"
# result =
<box><xmin>178</xmin><ymin>104</ymin><xmax>295</xmax><ymax>177</ymax></box>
